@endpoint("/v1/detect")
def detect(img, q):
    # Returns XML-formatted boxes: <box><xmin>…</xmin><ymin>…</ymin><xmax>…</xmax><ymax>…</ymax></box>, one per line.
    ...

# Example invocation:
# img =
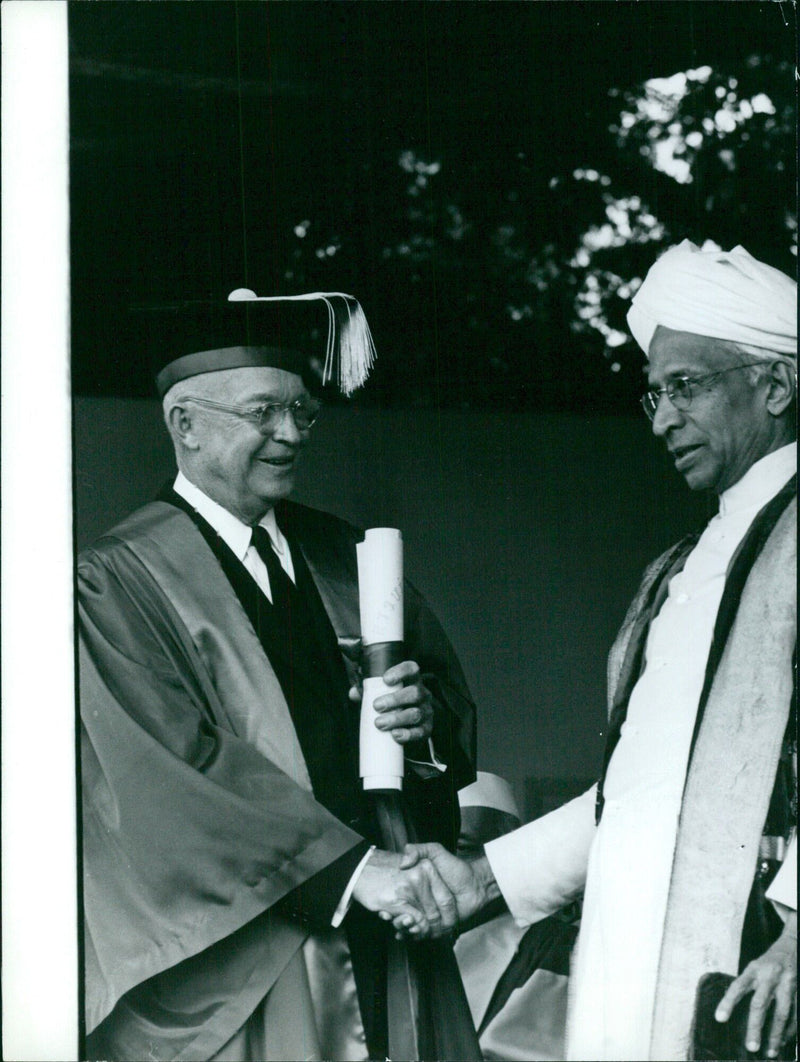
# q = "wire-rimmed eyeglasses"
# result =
<box><xmin>183</xmin><ymin>395</ymin><xmax>322</xmax><ymax>433</ymax></box>
<box><xmin>641</xmin><ymin>363</ymin><xmax>763</xmax><ymax>421</ymax></box>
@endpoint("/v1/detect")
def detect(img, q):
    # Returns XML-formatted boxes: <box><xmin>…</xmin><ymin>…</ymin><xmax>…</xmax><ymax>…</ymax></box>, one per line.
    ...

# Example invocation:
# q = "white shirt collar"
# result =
<box><xmin>718</xmin><ymin>442</ymin><xmax>797</xmax><ymax>517</ymax></box>
<box><xmin>173</xmin><ymin>471</ymin><xmax>281</xmax><ymax>560</ymax></box>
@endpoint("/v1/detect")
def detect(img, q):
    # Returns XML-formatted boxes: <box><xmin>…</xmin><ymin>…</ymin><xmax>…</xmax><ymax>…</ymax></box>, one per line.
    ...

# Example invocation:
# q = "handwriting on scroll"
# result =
<box><xmin>374</xmin><ymin>580</ymin><xmax>402</xmax><ymax>633</ymax></box>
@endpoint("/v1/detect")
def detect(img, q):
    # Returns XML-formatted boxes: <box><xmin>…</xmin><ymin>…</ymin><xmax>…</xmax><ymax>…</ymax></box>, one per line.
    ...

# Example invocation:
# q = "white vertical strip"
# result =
<box><xmin>1</xmin><ymin>2</ymin><xmax>78</xmax><ymax>1059</ymax></box>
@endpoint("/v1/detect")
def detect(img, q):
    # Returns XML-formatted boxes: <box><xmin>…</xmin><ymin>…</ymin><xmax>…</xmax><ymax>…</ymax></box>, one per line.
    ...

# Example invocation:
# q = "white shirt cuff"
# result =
<box><xmin>331</xmin><ymin>846</ymin><xmax>376</xmax><ymax>928</ymax></box>
<box><xmin>485</xmin><ymin>786</ymin><xmax>597</xmax><ymax>926</ymax></box>
<box><xmin>766</xmin><ymin>833</ymin><xmax>797</xmax><ymax>919</ymax></box>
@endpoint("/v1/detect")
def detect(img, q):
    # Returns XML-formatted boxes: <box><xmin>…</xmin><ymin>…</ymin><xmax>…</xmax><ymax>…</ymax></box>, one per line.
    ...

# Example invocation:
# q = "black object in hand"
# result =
<box><xmin>691</xmin><ymin>971</ymin><xmax>785</xmax><ymax>1061</ymax></box>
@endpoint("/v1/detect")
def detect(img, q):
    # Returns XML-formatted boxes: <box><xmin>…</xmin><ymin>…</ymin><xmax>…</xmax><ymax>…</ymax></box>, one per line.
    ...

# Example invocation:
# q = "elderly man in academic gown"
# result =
<box><xmin>401</xmin><ymin>242</ymin><xmax>797</xmax><ymax>1061</ymax></box>
<box><xmin>78</xmin><ymin>291</ymin><xmax>478</xmax><ymax>1061</ymax></box>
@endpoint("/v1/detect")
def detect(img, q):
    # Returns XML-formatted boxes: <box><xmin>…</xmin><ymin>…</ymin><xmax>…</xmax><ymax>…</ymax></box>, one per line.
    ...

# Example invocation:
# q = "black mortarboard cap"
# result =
<box><xmin>151</xmin><ymin>290</ymin><xmax>376</xmax><ymax>398</ymax></box>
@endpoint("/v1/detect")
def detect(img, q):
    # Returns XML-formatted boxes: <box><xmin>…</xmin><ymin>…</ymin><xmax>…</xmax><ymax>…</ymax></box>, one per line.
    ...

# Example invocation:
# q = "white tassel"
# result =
<box><xmin>227</xmin><ymin>289</ymin><xmax>376</xmax><ymax>395</ymax></box>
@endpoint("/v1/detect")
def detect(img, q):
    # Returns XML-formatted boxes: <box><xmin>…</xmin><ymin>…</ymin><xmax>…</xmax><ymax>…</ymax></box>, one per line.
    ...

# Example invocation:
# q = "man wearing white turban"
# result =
<box><xmin>399</xmin><ymin>242</ymin><xmax>797</xmax><ymax>1061</ymax></box>
<box><xmin>627</xmin><ymin>239</ymin><xmax>797</xmax><ymax>359</ymax></box>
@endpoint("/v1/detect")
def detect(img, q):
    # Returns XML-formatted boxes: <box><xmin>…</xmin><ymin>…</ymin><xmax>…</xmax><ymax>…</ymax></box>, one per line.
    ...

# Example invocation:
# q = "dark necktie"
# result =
<box><xmin>250</xmin><ymin>524</ymin><xmax>294</xmax><ymax>612</ymax></box>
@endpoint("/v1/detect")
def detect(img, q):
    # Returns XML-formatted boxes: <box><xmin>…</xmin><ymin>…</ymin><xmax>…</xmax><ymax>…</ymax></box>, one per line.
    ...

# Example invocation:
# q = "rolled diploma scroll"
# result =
<box><xmin>357</xmin><ymin>528</ymin><xmax>405</xmax><ymax>790</ymax></box>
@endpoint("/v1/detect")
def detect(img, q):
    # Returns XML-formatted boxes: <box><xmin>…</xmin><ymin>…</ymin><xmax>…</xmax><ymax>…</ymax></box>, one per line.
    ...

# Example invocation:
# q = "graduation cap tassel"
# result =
<box><xmin>228</xmin><ymin>288</ymin><xmax>376</xmax><ymax>395</ymax></box>
<box><xmin>328</xmin><ymin>294</ymin><xmax>377</xmax><ymax>395</ymax></box>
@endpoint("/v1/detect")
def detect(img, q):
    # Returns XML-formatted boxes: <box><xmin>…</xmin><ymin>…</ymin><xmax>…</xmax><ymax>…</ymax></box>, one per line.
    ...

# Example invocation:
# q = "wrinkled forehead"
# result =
<box><xmin>646</xmin><ymin>326</ymin><xmax>749</xmax><ymax>382</ymax></box>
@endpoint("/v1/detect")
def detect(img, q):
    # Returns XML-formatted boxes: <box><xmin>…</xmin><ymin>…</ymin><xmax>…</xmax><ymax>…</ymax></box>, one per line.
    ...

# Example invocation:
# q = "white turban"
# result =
<box><xmin>627</xmin><ymin>240</ymin><xmax>797</xmax><ymax>360</ymax></box>
<box><xmin>458</xmin><ymin>772</ymin><xmax>521</xmax><ymax>820</ymax></box>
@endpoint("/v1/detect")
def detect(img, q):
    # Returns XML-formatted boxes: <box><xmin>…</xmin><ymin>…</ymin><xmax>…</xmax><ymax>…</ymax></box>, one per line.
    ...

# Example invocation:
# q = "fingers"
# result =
<box><xmin>717</xmin><ymin>952</ymin><xmax>797</xmax><ymax>1059</ymax></box>
<box><xmin>766</xmin><ymin>980</ymin><xmax>795</xmax><ymax>1058</ymax></box>
<box><xmin>373</xmin><ymin>670</ymin><xmax>433</xmax><ymax>742</ymax></box>
<box><xmin>420</xmin><ymin>859</ymin><xmax>458</xmax><ymax>930</ymax></box>
<box><xmin>373</xmin><ymin>686</ymin><xmax>431</xmax><ymax>716</ymax></box>
<box><xmin>389</xmin><ymin>911</ymin><xmax>423</xmax><ymax>940</ymax></box>
<box><xmin>715</xmin><ymin>971</ymin><xmax>752</xmax><ymax>1025</ymax></box>
<box><xmin>380</xmin><ymin>843</ymin><xmax>481</xmax><ymax>940</ymax></box>
<box><xmin>382</xmin><ymin>660</ymin><xmax>421</xmax><ymax>686</ymax></box>
<box><xmin>380</xmin><ymin>906</ymin><xmax>425</xmax><ymax>936</ymax></box>
<box><xmin>355</xmin><ymin>661</ymin><xmax>434</xmax><ymax>743</ymax></box>
<box><xmin>374</xmin><ymin>702</ymin><xmax>433</xmax><ymax>743</ymax></box>
<box><xmin>761</xmin><ymin>952</ymin><xmax>797</xmax><ymax>1059</ymax></box>
<box><xmin>781</xmin><ymin>1010</ymin><xmax>797</xmax><ymax>1054</ymax></box>
<box><xmin>745</xmin><ymin>977</ymin><xmax>778</xmax><ymax>1055</ymax></box>
<box><xmin>352</xmin><ymin>661</ymin><xmax>421</xmax><ymax>698</ymax></box>
<box><xmin>378</xmin><ymin>903</ymin><xmax>427</xmax><ymax>936</ymax></box>
<box><xmin>387</xmin><ymin>845</ymin><xmax>457</xmax><ymax>938</ymax></box>
<box><xmin>408</xmin><ymin>841</ymin><xmax>446</xmax><ymax>861</ymax></box>
<box><xmin>397</xmin><ymin>860</ymin><xmax>447</xmax><ymax>932</ymax></box>
<box><xmin>375</xmin><ymin>683</ymin><xmax>427</xmax><ymax>710</ymax></box>
<box><xmin>400</xmin><ymin>844</ymin><xmax>422</xmax><ymax>869</ymax></box>
<box><xmin>381</xmin><ymin>905</ymin><xmax>438</xmax><ymax>941</ymax></box>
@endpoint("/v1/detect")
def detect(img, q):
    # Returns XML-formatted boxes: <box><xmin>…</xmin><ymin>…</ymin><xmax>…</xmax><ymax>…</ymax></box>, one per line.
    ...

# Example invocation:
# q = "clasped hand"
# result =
<box><xmin>353</xmin><ymin>843</ymin><xmax>497</xmax><ymax>939</ymax></box>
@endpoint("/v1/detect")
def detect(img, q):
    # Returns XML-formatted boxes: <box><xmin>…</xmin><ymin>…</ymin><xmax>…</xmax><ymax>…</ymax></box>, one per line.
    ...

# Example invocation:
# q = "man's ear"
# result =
<box><xmin>765</xmin><ymin>361</ymin><xmax>796</xmax><ymax>417</ymax></box>
<box><xmin>167</xmin><ymin>402</ymin><xmax>201</xmax><ymax>451</ymax></box>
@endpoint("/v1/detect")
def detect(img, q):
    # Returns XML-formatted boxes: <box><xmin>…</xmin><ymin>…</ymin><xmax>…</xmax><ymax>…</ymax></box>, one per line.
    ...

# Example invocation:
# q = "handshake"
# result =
<box><xmin>352</xmin><ymin>843</ymin><xmax>501</xmax><ymax>938</ymax></box>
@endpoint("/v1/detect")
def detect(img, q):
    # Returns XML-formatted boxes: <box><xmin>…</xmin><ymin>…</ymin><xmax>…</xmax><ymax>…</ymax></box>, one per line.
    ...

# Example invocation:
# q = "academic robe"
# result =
<box><xmin>78</xmin><ymin>496</ymin><xmax>476</xmax><ymax>1061</ymax></box>
<box><xmin>487</xmin><ymin>477</ymin><xmax>796</xmax><ymax>1061</ymax></box>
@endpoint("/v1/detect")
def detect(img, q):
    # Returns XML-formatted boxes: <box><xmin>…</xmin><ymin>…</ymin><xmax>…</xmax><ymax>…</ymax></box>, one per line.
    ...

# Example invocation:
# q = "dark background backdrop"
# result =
<box><xmin>69</xmin><ymin>1</ymin><xmax>796</xmax><ymax>814</ymax></box>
